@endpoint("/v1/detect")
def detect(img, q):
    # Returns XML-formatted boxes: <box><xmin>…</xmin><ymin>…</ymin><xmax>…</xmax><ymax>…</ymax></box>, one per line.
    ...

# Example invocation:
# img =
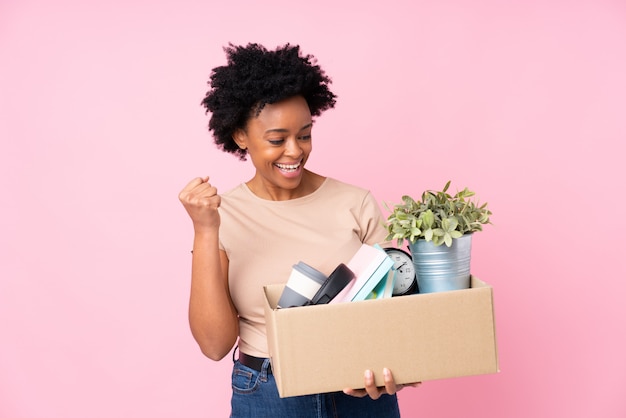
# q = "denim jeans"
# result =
<box><xmin>230</xmin><ymin>359</ymin><xmax>401</xmax><ymax>418</ymax></box>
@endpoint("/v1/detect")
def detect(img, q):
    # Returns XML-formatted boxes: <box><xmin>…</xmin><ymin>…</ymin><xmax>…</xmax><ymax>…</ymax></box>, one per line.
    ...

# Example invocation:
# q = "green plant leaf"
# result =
<box><xmin>421</xmin><ymin>209</ymin><xmax>434</xmax><ymax>229</ymax></box>
<box><xmin>450</xmin><ymin>230</ymin><xmax>463</xmax><ymax>239</ymax></box>
<box><xmin>441</xmin><ymin>217</ymin><xmax>458</xmax><ymax>233</ymax></box>
<box><xmin>384</xmin><ymin>181</ymin><xmax>491</xmax><ymax>247</ymax></box>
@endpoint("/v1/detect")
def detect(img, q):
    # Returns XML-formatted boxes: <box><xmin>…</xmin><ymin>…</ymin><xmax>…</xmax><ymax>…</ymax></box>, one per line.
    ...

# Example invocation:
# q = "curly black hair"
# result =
<box><xmin>201</xmin><ymin>43</ymin><xmax>337</xmax><ymax>160</ymax></box>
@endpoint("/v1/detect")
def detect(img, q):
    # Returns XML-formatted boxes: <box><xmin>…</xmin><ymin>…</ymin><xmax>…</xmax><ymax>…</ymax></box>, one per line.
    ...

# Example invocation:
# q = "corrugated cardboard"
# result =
<box><xmin>263</xmin><ymin>276</ymin><xmax>498</xmax><ymax>398</ymax></box>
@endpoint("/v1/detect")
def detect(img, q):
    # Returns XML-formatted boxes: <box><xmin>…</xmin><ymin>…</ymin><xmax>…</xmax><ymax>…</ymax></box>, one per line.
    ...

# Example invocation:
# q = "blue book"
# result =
<box><xmin>366</xmin><ymin>268</ymin><xmax>396</xmax><ymax>300</ymax></box>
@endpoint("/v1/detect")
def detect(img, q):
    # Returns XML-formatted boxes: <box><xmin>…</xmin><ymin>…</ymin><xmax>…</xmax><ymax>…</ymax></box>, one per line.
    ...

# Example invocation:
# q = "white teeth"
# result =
<box><xmin>275</xmin><ymin>162</ymin><xmax>300</xmax><ymax>171</ymax></box>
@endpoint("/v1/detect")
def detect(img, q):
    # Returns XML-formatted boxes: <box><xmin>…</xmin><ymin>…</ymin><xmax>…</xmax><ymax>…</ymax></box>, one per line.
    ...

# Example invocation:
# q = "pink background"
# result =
<box><xmin>1</xmin><ymin>0</ymin><xmax>625</xmax><ymax>417</ymax></box>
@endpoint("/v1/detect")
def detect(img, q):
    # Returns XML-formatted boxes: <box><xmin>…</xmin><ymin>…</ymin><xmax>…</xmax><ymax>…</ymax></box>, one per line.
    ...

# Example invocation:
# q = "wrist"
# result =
<box><xmin>191</xmin><ymin>228</ymin><xmax>219</xmax><ymax>251</ymax></box>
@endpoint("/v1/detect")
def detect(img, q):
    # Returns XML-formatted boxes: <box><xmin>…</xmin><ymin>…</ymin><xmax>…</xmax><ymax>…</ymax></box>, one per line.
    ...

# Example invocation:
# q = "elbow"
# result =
<box><xmin>200</xmin><ymin>346</ymin><xmax>230</xmax><ymax>361</ymax></box>
<box><xmin>189</xmin><ymin>317</ymin><xmax>239</xmax><ymax>361</ymax></box>
<box><xmin>193</xmin><ymin>332</ymin><xmax>237</xmax><ymax>361</ymax></box>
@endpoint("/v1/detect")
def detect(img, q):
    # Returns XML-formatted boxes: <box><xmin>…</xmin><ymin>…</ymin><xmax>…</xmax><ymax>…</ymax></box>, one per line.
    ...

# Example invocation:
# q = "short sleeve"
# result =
<box><xmin>359</xmin><ymin>191</ymin><xmax>389</xmax><ymax>246</ymax></box>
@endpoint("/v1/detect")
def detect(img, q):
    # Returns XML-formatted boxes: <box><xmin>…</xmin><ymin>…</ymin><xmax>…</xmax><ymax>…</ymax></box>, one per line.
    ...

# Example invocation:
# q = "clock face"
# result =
<box><xmin>385</xmin><ymin>248</ymin><xmax>417</xmax><ymax>296</ymax></box>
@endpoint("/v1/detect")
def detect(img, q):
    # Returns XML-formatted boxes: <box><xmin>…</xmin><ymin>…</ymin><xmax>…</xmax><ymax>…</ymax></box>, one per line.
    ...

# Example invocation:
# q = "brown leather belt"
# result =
<box><xmin>239</xmin><ymin>352</ymin><xmax>272</xmax><ymax>374</ymax></box>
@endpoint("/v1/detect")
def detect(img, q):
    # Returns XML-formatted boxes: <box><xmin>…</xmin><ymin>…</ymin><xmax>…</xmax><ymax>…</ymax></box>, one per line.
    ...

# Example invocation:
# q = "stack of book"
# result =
<box><xmin>330</xmin><ymin>243</ymin><xmax>395</xmax><ymax>303</ymax></box>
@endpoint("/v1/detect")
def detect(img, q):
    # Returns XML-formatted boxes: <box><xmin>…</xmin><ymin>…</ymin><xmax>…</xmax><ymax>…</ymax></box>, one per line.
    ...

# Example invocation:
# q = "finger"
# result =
<box><xmin>180</xmin><ymin>182</ymin><xmax>219</xmax><ymax>205</ymax></box>
<box><xmin>191</xmin><ymin>182</ymin><xmax>218</xmax><ymax>198</ymax></box>
<box><xmin>206</xmin><ymin>194</ymin><xmax>221</xmax><ymax>210</ymax></box>
<box><xmin>344</xmin><ymin>376</ymin><xmax>422</xmax><ymax>399</ymax></box>
<box><xmin>188</xmin><ymin>176</ymin><xmax>210</xmax><ymax>188</ymax></box>
<box><xmin>188</xmin><ymin>193</ymin><xmax>221</xmax><ymax>210</ymax></box>
<box><xmin>383</xmin><ymin>368</ymin><xmax>398</xmax><ymax>395</ymax></box>
<box><xmin>364</xmin><ymin>370</ymin><xmax>382</xmax><ymax>400</ymax></box>
<box><xmin>180</xmin><ymin>176</ymin><xmax>210</xmax><ymax>194</ymax></box>
<box><xmin>342</xmin><ymin>387</ymin><xmax>368</xmax><ymax>398</ymax></box>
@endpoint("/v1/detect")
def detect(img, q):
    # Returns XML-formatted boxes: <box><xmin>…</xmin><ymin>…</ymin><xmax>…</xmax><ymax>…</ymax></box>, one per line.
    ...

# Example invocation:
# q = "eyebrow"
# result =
<box><xmin>264</xmin><ymin>123</ymin><xmax>313</xmax><ymax>134</ymax></box>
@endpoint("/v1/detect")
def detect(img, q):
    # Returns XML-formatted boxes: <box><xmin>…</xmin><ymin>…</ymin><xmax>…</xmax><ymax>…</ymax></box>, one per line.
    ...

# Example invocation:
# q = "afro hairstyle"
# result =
<box><xmin>201</xmin><ymin>43</ymin><xmax>337</xmax><ymax>160</ymax></box>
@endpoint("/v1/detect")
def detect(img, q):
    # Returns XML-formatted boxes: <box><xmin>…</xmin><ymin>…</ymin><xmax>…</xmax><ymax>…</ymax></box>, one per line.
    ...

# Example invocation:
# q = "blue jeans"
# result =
<box><xmin>230</xmin><ymin>359</ymin><xmax>401</xmax><ymax>418</ymax></box>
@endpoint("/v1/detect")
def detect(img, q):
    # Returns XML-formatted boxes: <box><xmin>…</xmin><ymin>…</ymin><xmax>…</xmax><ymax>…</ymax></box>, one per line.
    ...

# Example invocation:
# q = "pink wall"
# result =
<box><xmin>1</xmin><ymin>0</ymin><xmax>625</xmax><ymax>416</ymax></box>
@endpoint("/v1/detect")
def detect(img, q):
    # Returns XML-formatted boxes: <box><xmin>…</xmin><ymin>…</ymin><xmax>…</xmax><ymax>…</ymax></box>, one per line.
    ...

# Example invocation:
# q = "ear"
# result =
<box><xmin>232</xmin><ymin>129</ymin><xmax>247</xmax><ymax>150</ymax></box>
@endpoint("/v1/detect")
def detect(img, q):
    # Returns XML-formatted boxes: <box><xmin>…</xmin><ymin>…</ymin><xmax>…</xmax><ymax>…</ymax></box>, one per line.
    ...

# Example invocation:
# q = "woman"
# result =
<box><xmin>179</xmin><ymin>43</ymin><xmax>414</xmax><ymax>417</ymax></box>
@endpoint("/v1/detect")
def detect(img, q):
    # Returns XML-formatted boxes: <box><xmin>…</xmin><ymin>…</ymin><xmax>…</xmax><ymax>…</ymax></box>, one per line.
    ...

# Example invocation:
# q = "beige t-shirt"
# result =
<box><xmin>218</xmin><ymin>177</ymin><xmax>388</xmax><ymax>357</ymax></box>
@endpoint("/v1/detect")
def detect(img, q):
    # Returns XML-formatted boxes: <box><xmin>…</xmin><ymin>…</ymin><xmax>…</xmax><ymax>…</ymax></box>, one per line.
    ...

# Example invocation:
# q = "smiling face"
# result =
<box><xmin>234</xmin><ymin>95</ymin><xmax>321</xmax><ymax>200</ymax></box>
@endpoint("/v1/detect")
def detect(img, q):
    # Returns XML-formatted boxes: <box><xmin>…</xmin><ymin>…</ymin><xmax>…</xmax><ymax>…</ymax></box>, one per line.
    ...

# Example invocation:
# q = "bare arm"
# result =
<box><xmin>179</xmin><ymin>177</ymin><xmax>239</xmax><ymax>360</ymax></box>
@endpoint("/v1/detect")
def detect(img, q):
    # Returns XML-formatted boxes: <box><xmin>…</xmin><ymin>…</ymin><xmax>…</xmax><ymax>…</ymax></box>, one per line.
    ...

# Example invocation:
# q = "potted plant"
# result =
<box><xmin>384</xmin><ymin>181</ymin><xmax>492</xmax><ymax>293</ymax></box>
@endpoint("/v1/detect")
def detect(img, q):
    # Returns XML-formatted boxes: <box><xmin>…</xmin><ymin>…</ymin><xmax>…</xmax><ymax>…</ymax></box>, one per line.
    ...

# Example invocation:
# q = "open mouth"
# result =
<box><xmin>274</xmin><ymin>161</ymin><xmax>302</xmax><ymax>173</ymax></box>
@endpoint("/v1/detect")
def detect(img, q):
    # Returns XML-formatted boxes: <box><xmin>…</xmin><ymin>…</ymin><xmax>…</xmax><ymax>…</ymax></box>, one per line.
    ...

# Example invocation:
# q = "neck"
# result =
<box><xmin>247</xmin><ymin>170</ymin><xmax>325</xmax><ymax>201</ymax></box>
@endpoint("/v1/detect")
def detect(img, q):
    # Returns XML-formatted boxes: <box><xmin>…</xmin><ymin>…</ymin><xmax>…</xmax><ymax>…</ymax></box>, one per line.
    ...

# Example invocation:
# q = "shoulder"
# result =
<box><xmin>218</xmin><ymin>184</ymin><xmax>254</xmax><ymax>214</ymax></box>
<box><xmin>318</xmin><ymin>178</ymin><xmax>381</xmax><ymax>215</ymax></box>
<box><xmin>321</xmin><ymin>178</ymin><xmax>378</xmax><ymax>209</ymax></box>
<box><xmin>220</xmin><ymin>183</ymin><xmax>249</xmax><ymax>201</ymax></box>
<box><xmin>322</xmin><ymin>177</ymin><xmax>370</xmax><ymax>197</ymax></box>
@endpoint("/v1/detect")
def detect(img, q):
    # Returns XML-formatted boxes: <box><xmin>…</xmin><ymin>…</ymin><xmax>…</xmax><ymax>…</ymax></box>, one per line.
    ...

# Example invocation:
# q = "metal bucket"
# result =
<box><xmin>408</xmin><ymin>233</ymin><xmax>472</xmax><ymax>293</ymax></box>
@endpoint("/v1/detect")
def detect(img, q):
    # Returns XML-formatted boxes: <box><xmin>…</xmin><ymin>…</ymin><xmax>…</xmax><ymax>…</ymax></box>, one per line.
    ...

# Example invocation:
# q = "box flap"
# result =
<box><xmin>263</xmin><ymin>285</ymin><xmax>284</xmax><ymax>392</ymax></box>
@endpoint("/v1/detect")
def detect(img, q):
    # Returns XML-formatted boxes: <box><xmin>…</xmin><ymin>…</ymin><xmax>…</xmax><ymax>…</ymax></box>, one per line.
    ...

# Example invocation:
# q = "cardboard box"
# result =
<box><xmin>263</xmin><ymin>276</ymin><xmax>498</xmax><ymax>398</ymax></box>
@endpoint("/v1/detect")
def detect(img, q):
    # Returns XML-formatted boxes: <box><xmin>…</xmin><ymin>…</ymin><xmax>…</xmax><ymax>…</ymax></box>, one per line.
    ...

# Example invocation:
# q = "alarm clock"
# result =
<box><xmin>384</xmin><ymin>247</ymin><xmax>418</xmax><ymax>296</ymax></box>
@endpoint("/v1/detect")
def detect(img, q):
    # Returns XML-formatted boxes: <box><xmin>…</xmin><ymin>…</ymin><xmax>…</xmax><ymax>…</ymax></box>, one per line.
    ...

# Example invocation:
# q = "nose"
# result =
<box><xmin>284</xmin><ymin>137</ymin><xmax>303</xmax><ymax>158</ymax></box>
